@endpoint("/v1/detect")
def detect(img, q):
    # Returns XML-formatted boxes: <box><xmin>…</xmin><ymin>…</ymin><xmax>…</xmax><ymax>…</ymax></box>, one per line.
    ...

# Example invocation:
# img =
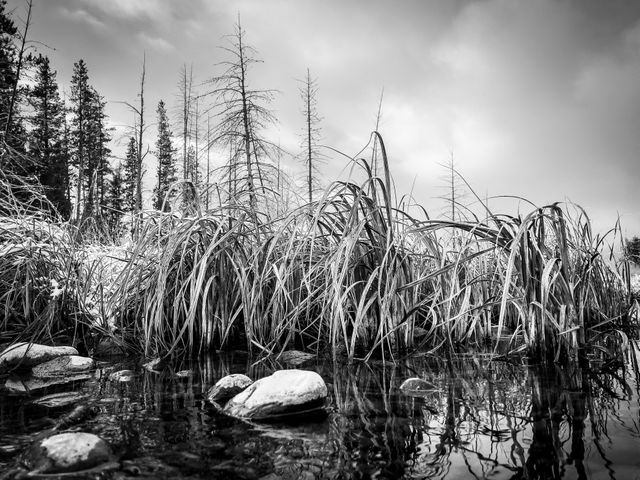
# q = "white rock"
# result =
<box><xmin>207</xmin><ymin>374</ymin><xmax>253</xmax><ymax>403</ymax></box>
<box><xmin>224</xmin><ymin>369</ymin><xmax>327</xmax><ymax>420</ymax></box>
<box><xmin>109</xmin><ymin>369</ymin><xmax>135</xmax><ymax>382</ymax></box>
<box><xmin>24</xmin><ymin>432</ymin><xmax>112</xmax><ymax>474</ymax></box>
<box><xmin>31</xmin><ymin>355</ymin><xmax>94</xmax><ymax>378</ymax></box>
<box><xmin>0</xmin><ymin>343</ymin><xmax>78</xmax><ymax>371</ymax></box>
<box><xmin>399</xmin><ymin>377</ymin><xmax>437</xmax><ymax>396</ymax></box>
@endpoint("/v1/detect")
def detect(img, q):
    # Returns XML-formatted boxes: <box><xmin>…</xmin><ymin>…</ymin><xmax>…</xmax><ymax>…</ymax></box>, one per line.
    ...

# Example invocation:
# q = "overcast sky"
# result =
<box><xmin>8</xmin><ymin>0</ymin><xmax>640</xmax><ymax>236</ymax></box>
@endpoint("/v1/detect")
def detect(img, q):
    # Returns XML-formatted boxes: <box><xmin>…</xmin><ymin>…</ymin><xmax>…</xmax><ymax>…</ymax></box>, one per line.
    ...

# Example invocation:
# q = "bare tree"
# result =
<box><xmin>299</xmin><ymin>68</ymin><xmax>323</xmax><ymax>203</ymax></box>
<box><xmin>122</xmin><ymin>53</ymin><xmax>149</xmax><ymax>214</ymax></box>
<box><xmin>206</xmin><ymin>17</ymin><xmax>278</xmax><ymax>210</ymax></box>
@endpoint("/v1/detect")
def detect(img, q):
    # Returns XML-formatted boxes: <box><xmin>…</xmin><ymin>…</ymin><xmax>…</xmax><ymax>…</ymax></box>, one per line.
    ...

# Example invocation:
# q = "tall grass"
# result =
<box><xmin>0</xmin><ymin>135</ymin><xmax>635</xmax><ymax>363</ymax></box>
<box><xmin>106</xmin><ymin>133</ymin><xmax>636</xmax><ymax>364</ymax></box>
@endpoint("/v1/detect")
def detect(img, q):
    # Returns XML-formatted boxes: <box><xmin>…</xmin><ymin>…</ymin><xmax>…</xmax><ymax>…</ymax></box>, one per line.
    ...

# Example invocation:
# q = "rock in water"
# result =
<box><xmin>3</xmin><ymin>374</ymin><xmax>92</xmax><ymax>394</ymax></box>
<box><xmin>399</xmin><ymin>377</ymin><xmax>437</xmax><ymax>396</ymax></box>
<box><xmin>30</xmin><ymin>392</ymin><xmax>88</xmax><ymax>409</ymax></box>
<box><xmin>223</xmin><ymin>369</ymin><xmax>327</xmax><ymax>420</ymax></box>
<box><xmin>0</xmin><ymin>343</ymin><xmax>78</xmax><ymax>372</ymax></box>
<box><xmin>109</xmin><ymin>370</ymin><xmax>135</xmax><ymax>382</ymax></box>
<box><xmin>207</xmin><ymin>374</ymin><xmax>253</xmax><ymax>403</ymax></box>
<box><xmin>277</xmin><ymin>350</ymin><xmax>316</xmax><ymax>367</ymax></box>
<box><xmin>23</xmin><ymin>432</ymin><xmax>112</xmax><ymax>474</ymax></box>
<box><xmin>31</xmin><ymin>355</ymin><xmax>94</xmax><ymax>378</ymax></box>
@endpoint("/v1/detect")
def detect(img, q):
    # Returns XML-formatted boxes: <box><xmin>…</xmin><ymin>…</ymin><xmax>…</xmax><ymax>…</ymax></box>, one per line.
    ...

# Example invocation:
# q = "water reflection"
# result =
<box><xmin>1</xmin><ymin>348</ymin><xmax>639</xmax><ymax>479</ymax></box>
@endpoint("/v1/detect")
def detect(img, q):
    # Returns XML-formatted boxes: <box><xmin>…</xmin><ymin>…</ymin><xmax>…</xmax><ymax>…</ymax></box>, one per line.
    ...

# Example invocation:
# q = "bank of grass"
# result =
<box><xmin>0</xmin><ymin>136</ymin><xmax>637</xmax><ymax>364</ymax></box>
<box><xmin>109</xmin><ymin>135</ymin><xmax>637</xmax><ymax>364</ymax></box>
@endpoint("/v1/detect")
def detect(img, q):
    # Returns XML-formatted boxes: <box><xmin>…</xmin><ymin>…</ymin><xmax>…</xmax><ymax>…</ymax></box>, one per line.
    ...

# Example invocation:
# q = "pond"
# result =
<box><xmin>1</xmin><ymin>348</ymin><xmax>639</xmax><ymax>479</ymax></box>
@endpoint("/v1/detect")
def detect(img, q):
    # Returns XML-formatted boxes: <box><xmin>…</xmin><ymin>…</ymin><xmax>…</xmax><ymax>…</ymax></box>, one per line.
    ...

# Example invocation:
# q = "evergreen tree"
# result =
<box><xmin>69</xmin><ymin>59</ymin><xmax>91</xmax><ymax>219</ymax></box>
<box><xmin>0</xmin><ymin>0</ymin><xmax>28</xmax><ymax>175</ymax></box>
<box><xmin>0</xmin><ymin>0</ymin><xmax>17</xmax><ymax>138</ymax></box>
<box><xmin>122</xmin><ymin>136</ymin><xmax>137</xmax><ymax>213</ymax></box>
<box><xmin>69</xmin><ymin>60</ymin><xmax>111</xmax><ymax>221</ymax></box>
<box><xmin>153</xmin><ymin>100</ymin><xmax>177</xmax><ymax>211</ymax></box>
<box><xmin>106</xmin><ymin>162</ymin><xmax>124</xmax><ymax>236</ymax></box>
<box><xmin>28</xmin><ymin>54</ymin><xmax>70</xmax><ymax>217</ymax></box>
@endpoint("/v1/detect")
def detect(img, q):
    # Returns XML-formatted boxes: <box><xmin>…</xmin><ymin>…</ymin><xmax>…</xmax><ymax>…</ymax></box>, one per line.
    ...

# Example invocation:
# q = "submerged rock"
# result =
<box><xmin>399</xmin><ymin>377</ymin><xmax>437</xmax><ymax>396</ymax></box>
<box><xmin>30</xmin><ymin>391</ymin><xmax>88</xmax><ymax>409</ymax></box>
<box><xmin>207</xmin><ymin>374</ymin><xmax>253</xmax><ymax>403</ymax></box>
<box><xmin>3</xmin><ymin>374</ymin><xmax>92</xmax><ymax>394</ymax></box>
<box><xmin>224</xmin><ymin>369</ymin><xmax>327</xmax><ymax>420</ymax></box>
<box><xmin>93</xmin><ymin>337</ymin><xmax>125</xmax><ymax>358</ymax></box>
<box><xmin>277</xmin><ymin>350</ymin><xmax>316</xmax><ymax>367</ymax></box>
<box><xmin>0</xmin><ymin>343</ymin><xmax>78</xmax><ymax>372</ymax></box>
<box><xmin>142</xmin><ymin>357</ymin><xmax>165</xmax><ymax>372</ymax></box>
<box><xmin>23</xmin><ymin>432</ymin><xmax>113</xmax><ymax>474</ymax></box>
<box><xmin>109</xmin><ymin>369</ymin><xmax>135</xmax><ymax>382</ymax></box>
<box><xmin>31</xmin><ymin>355</ymin><xmax>94</xmax><ymax>378</ymax></box>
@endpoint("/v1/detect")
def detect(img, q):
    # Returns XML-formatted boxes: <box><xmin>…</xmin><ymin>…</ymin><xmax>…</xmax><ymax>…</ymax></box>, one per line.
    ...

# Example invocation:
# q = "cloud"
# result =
<box><xmin>59</xmin><ymin>6</ymin><xmax>106</xmax><ymax>30</ymax></box>
<box><xmin>137</xmin><ymin>32</ymin><xmax>175</xmax><ymax>53</ymax></box>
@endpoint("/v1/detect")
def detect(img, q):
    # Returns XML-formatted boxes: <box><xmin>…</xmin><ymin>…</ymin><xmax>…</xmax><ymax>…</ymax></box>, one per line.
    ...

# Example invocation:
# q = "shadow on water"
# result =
<box><xmin>1</xmin><ymin>347</ymin><xmax>640</xmax><ymax>479</ymax></box>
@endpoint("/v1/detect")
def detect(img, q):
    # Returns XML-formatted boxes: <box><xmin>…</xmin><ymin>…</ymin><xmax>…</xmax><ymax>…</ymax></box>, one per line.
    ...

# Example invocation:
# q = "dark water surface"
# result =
<box><xmin>1</xmin><ymin>349</ymin><xmax>640</xmax><ymax>479</ymax></box>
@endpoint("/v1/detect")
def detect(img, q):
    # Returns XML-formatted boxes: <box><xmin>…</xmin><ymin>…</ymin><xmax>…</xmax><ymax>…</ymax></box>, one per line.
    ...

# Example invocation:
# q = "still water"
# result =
<box><xmin>1</xmin><ymin>349</ymin><xmax>639</xmax><ymax>479</ymax></box>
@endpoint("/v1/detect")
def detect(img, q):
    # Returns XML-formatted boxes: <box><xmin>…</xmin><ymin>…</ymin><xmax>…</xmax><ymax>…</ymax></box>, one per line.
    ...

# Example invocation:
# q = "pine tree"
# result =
<box><xmin>69</xmin><ymin>59</ymin><xmax>91</xmax><ymax>219</ymax></box>
<box><xmin>106</xmin><ymin>163</ymin><xmax>124</xmax><ymax>236</ymax></box>
<box><xmin>29</xmin><ymin>54</ymin><xmax>70</xmax><ymax>217</ymax></box>
<box><xmin>69</xmin><ymin>60</ymin><xmax>111</xmax><ymax>222</ymax></box>
<box><xmin>122</xmin><ymin>136</ymin><xmax>137</xmax><ymax>214</ymax></box>
<box><xmin>153</xmin><ymin>100</ymin><xmax>177</xmax><ymax>211</ymax></box>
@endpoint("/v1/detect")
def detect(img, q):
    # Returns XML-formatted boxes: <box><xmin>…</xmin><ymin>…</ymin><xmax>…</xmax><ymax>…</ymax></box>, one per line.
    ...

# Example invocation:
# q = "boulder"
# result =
<box><xmin>31</xmin><ymin>355</ymin><xmax>94</xmax><ymax>378</ymax></box>
<box><xmin>23</xmin><ymin>432</ymin><xmax>113</xmax><ymax>474</ymax></box>
<box><xmin>207</xmin><ymin>374</ymin><xmax>253</xmax><ymax>403</ymax></box>
<box><xmin>0</xmin><ymin>343</ymin><xmax>78</xmax><ymax>372</ymax></box>
<box><xmin>399</xmin><ymin>377</ymin><xmax>437</xmax><ymax>396</ymax></box>
<box><xmin>224</xmin><ymin>369</ymin><xmax>327</xmax><ymax>420</ymax></box>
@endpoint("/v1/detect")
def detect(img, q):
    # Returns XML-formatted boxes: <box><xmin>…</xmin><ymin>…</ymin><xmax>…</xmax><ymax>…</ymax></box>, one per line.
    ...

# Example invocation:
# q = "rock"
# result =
<box><xmin>109</xmin><ymin>369</ymin><xmax>135</xmax><ymax>382</ymax></box>
<box><xmin>3</xmin><ymin>374</ymin><xmax>92</xmax><ymax>394</ymax></box>
<box><xmin>224</xmin><ymin>369</ymin><xmax>327</xmax><ymax>420</ymax></box>
<box><xmin>142</xmin><ymin>357</ymin><xmax>165</xmax><ymax>372</ymax></box>
<box><xmin>23</xmin><ymin>432</ymin><xmax>113</xmax><ymax>474</ymax></box>
<box><xmin>93</xmin><ymin>337</ymin><xmax>125</xmax><ymax>358</ymax></box>
<box><xmin>54</xmin><ymin>404</ymin><xmax>99</xmax><ymax>430</ymax></box>
<box><xmin>0</xmin><ymin>343</ymin><xmax>78</xmax><ymax>372</ymax></box>
<box><xmin>207</xmin><ymin>374</ymin><xmax>253</xmax><ymax>403</ymax></box>
<box><xmin>31</xmin><ymin>355</ymin><xmax>94</xmax><ymax>378</ymax></box>
<box><xmin>277</xmin><ymin>350</ymin><xmax>316</xmax><ymax>367</ymax></box>
<box><xmin>399</xmin><ymin>377</ymin><xmax>437</xmax><ymax>396</ymax></box>
<box><xmin>413</xmin><ymin>326</ymin><xmax>429</xmax><ymax>339</ymax></box>
<box><xmin>30</xmin><ymin>392</ymin><xmax>88</xmax><ymax>409</ymax></box>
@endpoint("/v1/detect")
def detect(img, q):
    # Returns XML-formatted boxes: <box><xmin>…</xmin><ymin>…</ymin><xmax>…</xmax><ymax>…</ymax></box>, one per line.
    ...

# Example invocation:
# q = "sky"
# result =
<box><xmin>7</xmin><ymin>0</ymin><xmax>640</xmax><ymax>237</ymax></box>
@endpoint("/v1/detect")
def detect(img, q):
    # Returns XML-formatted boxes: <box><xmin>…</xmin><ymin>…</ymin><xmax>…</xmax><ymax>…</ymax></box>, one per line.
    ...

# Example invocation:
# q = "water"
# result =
<box><xmin>1</xmin><ymin>349</ymin><xmax>639</xmax><ymax>479</ymax></box>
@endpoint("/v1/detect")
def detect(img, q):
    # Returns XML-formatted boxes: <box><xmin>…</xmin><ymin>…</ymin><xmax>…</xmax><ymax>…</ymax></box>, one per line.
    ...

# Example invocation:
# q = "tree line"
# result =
<box><xmin>0</xmin><ymin>1</ymin><xmax>323</xmax><ymax>239</ymax></box>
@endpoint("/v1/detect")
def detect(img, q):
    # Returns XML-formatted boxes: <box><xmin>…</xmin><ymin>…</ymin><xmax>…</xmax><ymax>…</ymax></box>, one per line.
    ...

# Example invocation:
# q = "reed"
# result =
<box><xmin>1</xmin><ymin>135</ymin><xmax>635</xmax><ymax>364</ymax></box>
